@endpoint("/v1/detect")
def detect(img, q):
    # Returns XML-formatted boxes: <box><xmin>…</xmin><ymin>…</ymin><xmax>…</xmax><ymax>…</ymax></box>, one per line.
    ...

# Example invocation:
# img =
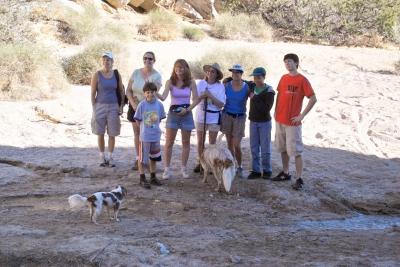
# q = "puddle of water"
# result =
<box><xmin>297</xmin><ymin>214</ymin><xmax>400</xmax><ymax>231</ymax></box>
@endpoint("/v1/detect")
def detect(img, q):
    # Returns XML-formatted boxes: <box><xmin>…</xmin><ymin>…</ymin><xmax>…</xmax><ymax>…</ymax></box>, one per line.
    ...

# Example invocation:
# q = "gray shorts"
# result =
<box><xmin>91</xmin><ymin>103</ymin><xmax>121</xmax><ymax>136</ymax></box>
<box><xmin>166</xmin><ymin>110</ymin><xmax>195</xmax><ymax>131</ymax></box>
<box><xmin>274</xmin><ymin>122</ymin><xmax>303</xmax><ymax>157</ymax></box>
<box><xmin>195</xmin><ymin>122</ymin><xmax>220</xmax><ymax>132</ymax></box>
<box><xmin>220</xmin><ymin>112</ymin><xmax>246</xmax><ymax>138</ymax></box>
<box><xmin>139</xmin><ymin>141</ymin><xmax>162</xmax><ymax>165</ymax></box>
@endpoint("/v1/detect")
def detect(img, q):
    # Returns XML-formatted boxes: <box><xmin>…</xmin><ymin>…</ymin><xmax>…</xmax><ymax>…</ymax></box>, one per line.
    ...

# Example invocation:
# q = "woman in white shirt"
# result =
<box><xmin>192</xmin><ymin>63</ymin><xmax>226</xmax><ymax>173</ymax></box>
<box><xmin>126</xmin><ymin>51</ymin><xmax>162</xmax><ymax>170</ymax></box>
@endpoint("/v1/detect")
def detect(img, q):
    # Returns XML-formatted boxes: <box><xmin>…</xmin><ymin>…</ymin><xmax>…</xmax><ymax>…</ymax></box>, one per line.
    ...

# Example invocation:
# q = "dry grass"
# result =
<box><xmin>0</xmin><ymin>44</ymin><xmax>68</xmax><ymax>100</ymax></box>
<box><xmin>138</xmin><ymin>9</ymin><xmax>180</xmax><ymax>41</ymax></box>
<box><xmin>395</xmin><ymin>60</ymin><xmax>400</xmax><ymax>75</ymax></box>
<box><xmin>211</xmin><ymin>13</ymin><xmax>272</xmax><ymax>42</ymax></box>
<box><xmin>183</xmin><ymin>26</ymin><xmax>205</xmax><ymax>41</ymax></box>
<box><xmin>189</xmin><ymin>48</ymin><xmax>268</xmax><ymax>80</ymax></box>
<box><xmin>63</xmin><ymin>41</ymin><xmax>123</xmax><ymax>85</ymax></box>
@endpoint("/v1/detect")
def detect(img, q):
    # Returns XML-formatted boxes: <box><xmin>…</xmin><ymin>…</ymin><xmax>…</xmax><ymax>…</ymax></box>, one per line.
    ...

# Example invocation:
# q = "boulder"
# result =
<box><xmin>129</xmin><ymin>0</ymin><xmax>156</xmax><ymax>11</ymax></box>
<box><xmin>105</xmin><ymin>0</ymin><xmax>130</xmax><ymax>8</ymax></box>
<box><xmin>174</xmin><ymin>0</ymin><xmax>202</xmax><ymax>20</ymax></box>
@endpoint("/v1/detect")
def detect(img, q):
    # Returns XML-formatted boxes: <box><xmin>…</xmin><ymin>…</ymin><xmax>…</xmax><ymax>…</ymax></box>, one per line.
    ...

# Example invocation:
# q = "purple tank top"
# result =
<box><xmin>170</xmin><ymin>85</ymin><xmax>191</xmax><ymax>105</ymax></box>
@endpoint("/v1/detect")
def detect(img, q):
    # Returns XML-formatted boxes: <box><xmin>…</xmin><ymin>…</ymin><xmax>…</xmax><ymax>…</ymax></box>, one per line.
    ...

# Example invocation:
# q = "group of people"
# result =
<box><xmin>90</xmin><ymin>51</ymin><xmax>317</xmax><ymax>190</ymax></box>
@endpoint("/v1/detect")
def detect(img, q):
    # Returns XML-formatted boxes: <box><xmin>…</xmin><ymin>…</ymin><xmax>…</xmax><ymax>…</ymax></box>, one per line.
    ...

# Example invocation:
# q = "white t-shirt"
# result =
<box><xmin>195</xmin><ymin>80</ymin><xmax>226</xmax><ymax>124</ymax></box>
<box><xmin>130</xmin><ymin>68</ymin><xmax>162</xmax><ymax>101</ymax></box>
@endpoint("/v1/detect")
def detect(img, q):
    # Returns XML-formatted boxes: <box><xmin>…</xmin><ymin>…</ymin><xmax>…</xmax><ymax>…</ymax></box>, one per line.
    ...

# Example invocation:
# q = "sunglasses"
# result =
<box><xmin>232</xmin><ymin>70</ymin><xmax>243</xmax><ymax>74</ymax></box>
<box><xmin>143</xmin><ymin>57</ymin><xmax>154</xmax><ymax>61</ymax></box>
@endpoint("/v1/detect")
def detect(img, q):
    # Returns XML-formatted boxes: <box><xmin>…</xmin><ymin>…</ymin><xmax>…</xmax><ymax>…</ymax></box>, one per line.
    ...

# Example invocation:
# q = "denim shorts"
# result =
<box><xmin>165</xmin><ymin>110</ymin><xmax>195</xmax><ymax>131</ymax></box>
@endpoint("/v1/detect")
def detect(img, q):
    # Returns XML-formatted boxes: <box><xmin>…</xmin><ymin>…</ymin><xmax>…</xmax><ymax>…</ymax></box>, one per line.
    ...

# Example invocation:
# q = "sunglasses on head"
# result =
<box><xmin>143</xmin><ymin>57</ymin><xmax>154</xmax><ymax>61</ymax></box>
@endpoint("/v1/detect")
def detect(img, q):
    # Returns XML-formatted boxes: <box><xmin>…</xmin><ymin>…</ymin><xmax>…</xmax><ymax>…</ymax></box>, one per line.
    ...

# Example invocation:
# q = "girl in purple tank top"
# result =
<box><xmin>157</xmin><ymin>59</ymin><xmax>198</xmax><ymax>179</ymax></box>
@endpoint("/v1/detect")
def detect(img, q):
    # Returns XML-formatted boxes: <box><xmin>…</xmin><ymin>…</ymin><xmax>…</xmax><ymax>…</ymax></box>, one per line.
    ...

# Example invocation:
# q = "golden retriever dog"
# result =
<box><xmin>199</xmin><ymin>135</ymin><xmax>236</xmax><ymax>193</ymax></box>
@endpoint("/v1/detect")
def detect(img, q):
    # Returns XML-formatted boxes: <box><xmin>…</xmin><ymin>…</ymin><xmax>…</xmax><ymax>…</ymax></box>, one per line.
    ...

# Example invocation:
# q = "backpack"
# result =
<box><xmin>114</xmin><ymin>69</ymin><xmax>128</xmax><ymax>107</ymax></box>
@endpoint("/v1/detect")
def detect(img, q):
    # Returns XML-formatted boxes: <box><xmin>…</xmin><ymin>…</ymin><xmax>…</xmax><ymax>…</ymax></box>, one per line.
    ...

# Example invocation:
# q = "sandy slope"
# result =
<box><xmin>1</xmin><ymin>40</ymin><xmax>400</xmax><ymax>266</ymax></box>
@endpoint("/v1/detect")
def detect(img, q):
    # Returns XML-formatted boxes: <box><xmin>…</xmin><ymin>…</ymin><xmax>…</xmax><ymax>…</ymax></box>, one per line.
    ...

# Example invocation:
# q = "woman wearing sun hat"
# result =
<box><xmin>192</xmin><ymin>63</ymin><xmax>226</xmax><ymax>173</ymax></box>
<box><xmin>220</xmin><ymin>64</ymin><xmax>250</xmax><ymax>178</ymax></box>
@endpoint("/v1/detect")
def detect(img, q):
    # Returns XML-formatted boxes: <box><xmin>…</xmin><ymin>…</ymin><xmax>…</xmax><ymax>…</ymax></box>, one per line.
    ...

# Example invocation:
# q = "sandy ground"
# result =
<box><xmin>1</xmin><ymin>40</ymin><xmax>400</xmax><ymax>266</ymax></box>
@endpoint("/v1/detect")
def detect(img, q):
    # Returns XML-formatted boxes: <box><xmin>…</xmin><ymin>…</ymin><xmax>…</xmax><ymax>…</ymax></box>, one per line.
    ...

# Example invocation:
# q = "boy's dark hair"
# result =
<box><xmin>143</xmin><ymin>82</ymin><xmax>157</xmax><ymax>92</ymax></box>
<box><xmin>283</xmin><ymin>53</ymin><xmax>299</xmax><ymax>68</ymax></box>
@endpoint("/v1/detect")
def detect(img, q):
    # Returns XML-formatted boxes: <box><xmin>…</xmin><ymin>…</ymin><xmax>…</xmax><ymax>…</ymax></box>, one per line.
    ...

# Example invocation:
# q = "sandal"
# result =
<box><xmin>292</xmin><ymin>178</ymin><xmax>304</xmax><ymax>190</ymax></box>
<box><xmin>271</xmin><ymin>171</ymin><xmax>291</xmax><ymax>181</ymax></box>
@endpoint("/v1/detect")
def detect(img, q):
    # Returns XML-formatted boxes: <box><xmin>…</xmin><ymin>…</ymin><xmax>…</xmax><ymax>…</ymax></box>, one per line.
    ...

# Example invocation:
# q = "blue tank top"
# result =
<box><xmin>224</xmin><ymin>81</ymin><xmax>248</xmax><ymax>114</ymax></box>
<box><xmin>96</xmin><ymin>71</ymin><xmax>118</xmax><ymax>104</ymax></box>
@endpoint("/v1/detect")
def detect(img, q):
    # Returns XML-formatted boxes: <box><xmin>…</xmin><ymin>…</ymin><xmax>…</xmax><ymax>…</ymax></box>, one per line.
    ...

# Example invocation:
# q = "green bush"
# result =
<box><xmin>224</xmin><ymin>0</ymin><xmax>400</xmax><ymax>46</ymax></box>
<box><xmin>138</xmin><ymin>9</ymin><xmax>180</xmax><ymax>41</ymax></box>
<box><xmin>189</xmin><ymin>48</ymin><xmax>268</xmax><ymax>80</ymax></box>
<box><xmin>183</xmin><ymin>26</ymin><xmax>205</xmax><ymax>41</ymax></box>
<box><xmin>211</xmin><ymin>13</ymin><xmax>272</xmax><ymax>41</ymax></box>
<box><xmin>63</xmin><ymin>41</ymin><xmax>123</xmax><ymax>85</ymax></box>
<box><xmin>0</xmin><ymin>44</ymin><xmax>68</xmax><ymax>100</ymax></box>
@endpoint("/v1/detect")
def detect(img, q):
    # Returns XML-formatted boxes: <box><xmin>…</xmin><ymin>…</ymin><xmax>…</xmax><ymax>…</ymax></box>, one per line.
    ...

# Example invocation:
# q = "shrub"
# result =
<box><xmin>0</xmin><ymin>2</ymin><xmax>35</xmax><ymax>44</ymax></box>
<box><xmin>0</xmin><ymin>44</ymin><xmax>68</xmax><ymax>100</ymax></box>
<box><xmin>138</xmin><ymin>8</ymin><xmax>179</xmax><ymax>41</ymax></box>
<box><xmin>395</xmin><ymin>60</ymin><xmax>400</xmax><ymax>75</ymax></box>
<box><xmin>189</xmin><ymin>48</ymin><xmax>268</xmax><ymax>80</ymax></box>
<box><xmin>211</xmin><ymin>13</ymin><xmax>272</xmax><ymax>42</ymax></box>
<box><xmin>183</xmin><ymin>26</ymin><xmax>205</xmax><ymax>41</ymax></box>
<box><xmin>63</xmin><ymin>41</ymin><xmax>123</xmax><ymax>85</ymax></box>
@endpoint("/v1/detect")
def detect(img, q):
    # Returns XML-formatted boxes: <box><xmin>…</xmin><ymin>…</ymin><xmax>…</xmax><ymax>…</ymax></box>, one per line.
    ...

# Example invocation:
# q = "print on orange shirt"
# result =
<box><xmin>275</xmin><ymin>74</ymin><xmax>314</xmax><ymax>126</ymax></box>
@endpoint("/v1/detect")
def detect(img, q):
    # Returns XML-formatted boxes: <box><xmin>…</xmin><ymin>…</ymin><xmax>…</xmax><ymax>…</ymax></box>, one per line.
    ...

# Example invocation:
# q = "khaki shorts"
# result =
<box><xmin>195</xmin><ymin>122</ymin><xmax>220</xmax><ymax>132</ymax></box>
<box><xmin>91</xmin><ymin>103</ymin><xmax>121</xmax><ymax>136</ymax></box>
<box><xmin>139</xmin><ymin>141</ymin><xmax>162</xmax><ymax>165</ymax></box>
<box><xmin>220</xmin><ymin>112</ymin><xmax>246</xmax><ymax>138</ymax></box>
<box><xmin>274</xmin><ymin>122</ymin><xmax>303</xmax><ymax>157</ymax></box>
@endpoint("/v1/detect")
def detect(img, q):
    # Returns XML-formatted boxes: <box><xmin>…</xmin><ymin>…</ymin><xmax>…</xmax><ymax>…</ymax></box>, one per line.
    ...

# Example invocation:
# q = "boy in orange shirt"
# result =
<box><xmin>272</xmin><ymin>53</ymin><xmax>317</xmax><ymax>190</ymax></box>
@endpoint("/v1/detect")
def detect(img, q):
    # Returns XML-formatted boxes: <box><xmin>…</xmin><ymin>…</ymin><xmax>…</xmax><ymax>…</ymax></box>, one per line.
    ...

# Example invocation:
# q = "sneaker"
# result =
<box><xmin>131</xmin><ymin>160</ymin><xmax>138</xmax><ymax>171</ymax></box>
<box><xmin>247</xmin><ymin>171</ymin><xmax>261</xmax><ymax>180</ymax></box>
<box><xmin>99</xmin><ymin>158</ymin><xmax>108</xmax><ymax>167</ymax></box>
<box><xmin>262</xmin><ymin>171</ymin><xmax>272</xmax><ymax>180</ymax></box>
<box><xmin>193</xmin><ymin>163</ymin><xmax>203</xmax><ymax>173</ymax></box>
<box><xmin>162</xmin><ymin>167</ymin><xmax>171</xmax><ymax>180</ymax></box>
<box><xmin>292</xmin><ymin>178</ymin><xmax>304</xmax><ymax>190</ymax></box>
<box><xmin>108</xmin><ymin>157</ymin><xmax>116</xmax><ymax>168</ymax></box>
<box><xmin>181</xmin><ymin>167</ymin><xmax>190</xmax><ymax>179</ymax></box>
<box><xmin>236</xmin><ymin>167</ymin><xmax>243</xmax><ymax>178</ymax></box>
<box><xmin>271</xmin><ymin>171</ymin><xmax>291</xmax><ymax>181</ymax></box>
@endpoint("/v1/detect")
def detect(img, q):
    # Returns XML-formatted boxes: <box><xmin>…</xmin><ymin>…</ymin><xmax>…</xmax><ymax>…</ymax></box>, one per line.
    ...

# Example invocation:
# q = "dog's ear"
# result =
<box><xmin>223</xmin><ymin>159</ymin><xmax>233</xmax><ymax>169</ymax></box>
<box><xmin>121</xmin><ymin>186</ymin><xmax>127</xmax><ymax>197</ymax></box>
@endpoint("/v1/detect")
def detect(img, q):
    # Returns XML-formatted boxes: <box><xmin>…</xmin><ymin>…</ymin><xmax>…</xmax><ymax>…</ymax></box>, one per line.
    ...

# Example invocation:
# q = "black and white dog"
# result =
<box><xmin>68</xmin><ymin>185</ymin><xmax>127</xmax><ymax>224</ymax></box>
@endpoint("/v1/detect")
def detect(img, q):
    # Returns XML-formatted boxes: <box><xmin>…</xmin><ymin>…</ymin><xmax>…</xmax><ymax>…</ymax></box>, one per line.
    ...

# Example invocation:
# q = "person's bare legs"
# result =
<box><xmin>226</xmin><ymin>134</ymin><xmax>234</xmax><ymax>158</ymax></box>
<box><xmin>281</xmin><ymin>151</ymin><xmax>290</xmax><ymax>174</ymax></box>
<box><xmin>196</xmin><ymin>130</ymin><xmax>205</xmax><ymax>158</ymax></box>
<box><xmin>295</xmin><ymin>155</ymin><xmax>303</xmax><ymax>178</ymax></box>
<box><xmin>181</xmin><ymin>130</ymin><xmax>191</xmax><ymax>168</ymax></box>
<box><xmin>132</xmin><ymin>122</ymin><xmax>140</xmax><ymax>159</ymax></box>
<box><xmin>108</xmin><ymin>136</ymin><xmax>115</xmax><ymax>153</ymax></box>
<box><xmin>232</xmin><ymin>136</ymin><xmax>242</xmax><ymax>167</ymax></box>
<box><xmin>208</xmin><ymin>131</ymin><xmax>218</xmax><ymax>144</ymax></box>
<box><xmin>164</xmin><ymin>128</ymin><xmax>178</xmax><ymax>168</ymax></box>
<box><xmin>150</xmin><ymin>160</ymin><xmax>156</xmax><ymax>174</ymax></box>
<box><xmin>98</xmin><ymin>135</ymin><xmax>105</xmax><ymax>152</ymax></box>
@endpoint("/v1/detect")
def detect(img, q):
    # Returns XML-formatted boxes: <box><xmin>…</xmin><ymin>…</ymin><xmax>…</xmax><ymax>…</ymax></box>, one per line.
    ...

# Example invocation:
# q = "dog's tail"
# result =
<box><xmin>68</xmin><ymin>194</ymin><xmax>88</xmax><ymax>209</ymax></box>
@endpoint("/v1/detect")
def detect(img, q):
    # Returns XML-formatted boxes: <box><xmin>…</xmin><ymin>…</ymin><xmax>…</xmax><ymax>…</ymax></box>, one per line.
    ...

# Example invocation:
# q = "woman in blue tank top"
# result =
<box><xmin>221</xmin><ymin>64</ymin><xmax>250</xmax><ymax>178</ymax></box>
<box><xmin>90</xmin><ymin>51</ymin><xmax>124</xmax><ymax>167</ymax></box>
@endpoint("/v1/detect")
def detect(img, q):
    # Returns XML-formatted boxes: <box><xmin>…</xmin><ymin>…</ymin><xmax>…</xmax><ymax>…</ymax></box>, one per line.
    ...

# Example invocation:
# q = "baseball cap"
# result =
<box><xmin>102</xmin><ymin>51</ymin><xmax>114</xmax><ymax>60</ymax></box>
<box><xmin>228</xmin><ymin>64</ymin><xmax>244</xmax><ymax>73</ymax></box>
<box><xmin>250</xmin><ymin>67</ymin><xmax>266</xmax><ymax>76</ymax></box>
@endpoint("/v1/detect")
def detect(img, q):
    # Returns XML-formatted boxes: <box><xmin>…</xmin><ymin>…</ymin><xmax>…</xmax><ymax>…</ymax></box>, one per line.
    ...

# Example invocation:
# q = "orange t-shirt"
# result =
<box><xmin>275</xmin><ymin>73</ymin><xmax>315</xmax><ymax>126</ymax></box>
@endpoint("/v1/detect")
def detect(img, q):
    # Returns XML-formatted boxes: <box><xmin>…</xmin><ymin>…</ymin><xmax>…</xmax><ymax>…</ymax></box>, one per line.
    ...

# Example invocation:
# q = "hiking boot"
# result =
<box><xmin>162</xmin><ymin>167</ymin><xmax>171</xmax><ymax>180</ymax></box>
<box><xmin>292</xmin><ymin>178</ymin><xmax>304</xmax><ymax>190</ymax></box>
<box><xmin>193</xmin><ymin>163</ymin><xmax>203</xmax><ymax>173</ymax></box>
<box><xmin>150</xmin><ymin>175</ymin><xmax>162</xmax><ymax>186</ymax></box>
<box><xmin>131</xmin><ymin>160</ymin><xmax>138</xmax><ymax>171</ymax></box>
<box><xmin>271</xmin><ymin>171</ymin><xmax>291</xmax><ymax>181</ymax></box>
<box><xmin>262</xmin><ymin>171</ymin><xmax>272</xmax><ymax>180</ymax></box>
<box><xmin>247</xmin><ymin>171</ymin><xmax>261</xmax><ymax>180</ymax></box>
<box><xmin>139</xmin><ymin>175</ymin><xmax>151</xmax><ymax>189</ymax></box>
<box><xmin>181</xmin><ymin>167</ymin><xmax>190</xmax><ymax>179</ymax></box>
<box><xmin>108</xmin><ymin>157</ymin><xmax>116</xmax><ymax>168</ymax></box>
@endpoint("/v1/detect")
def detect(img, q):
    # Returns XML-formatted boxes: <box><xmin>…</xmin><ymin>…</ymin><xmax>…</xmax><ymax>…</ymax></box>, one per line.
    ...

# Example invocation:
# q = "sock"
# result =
<box><xmin>99</xmin><ymin>152</ymin><xmax>105</xmax><ymax>160</ymax></box>
<box><xmin>150</xmin><ymin>172</ymin><xmax>156</xmax><ymax>179</ymax></box>
<box><xmin>108</xmin><ymin>152</ymin><xmax>113</xmax><ymax>159</ymax></box>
